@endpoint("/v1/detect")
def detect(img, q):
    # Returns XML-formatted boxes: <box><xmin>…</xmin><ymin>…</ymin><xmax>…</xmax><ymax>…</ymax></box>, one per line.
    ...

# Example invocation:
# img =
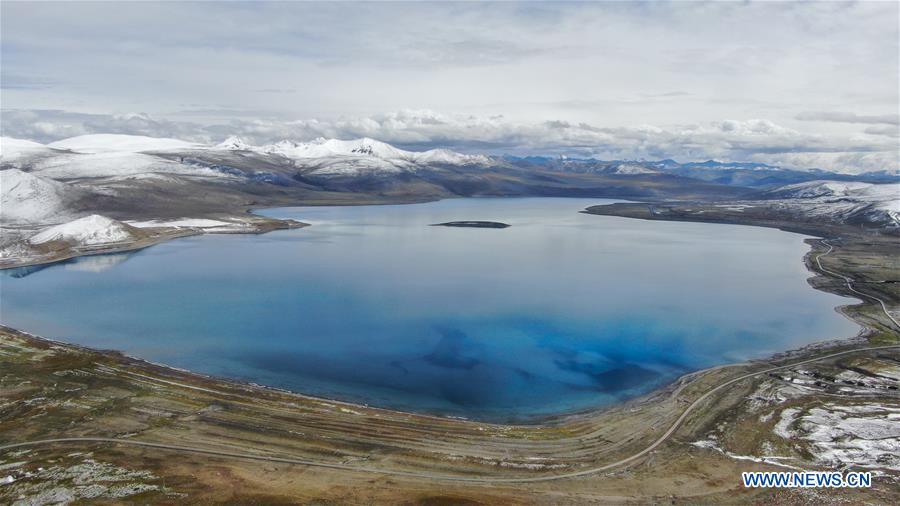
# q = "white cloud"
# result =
<box><xmin>2</xmin><ymin>2</ymin><xmax>896</xmax><ymax>129</ymax></box>
<box><xmin>796</xmin><ymin>111</ymin><xmax>900</xmax><ymax>125</ymax></box>
<box><xmin>2</xmin><ymin>1</ymin><xmax>895</xmax><ymax>174</ymax></box>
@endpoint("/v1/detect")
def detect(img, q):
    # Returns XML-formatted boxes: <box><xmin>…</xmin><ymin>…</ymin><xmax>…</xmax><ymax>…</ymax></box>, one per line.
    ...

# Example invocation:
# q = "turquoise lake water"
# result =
<box><xmin>0</xmin><ymin>198</ymin><xmax>858</xmax><ymax>421</ymax></box>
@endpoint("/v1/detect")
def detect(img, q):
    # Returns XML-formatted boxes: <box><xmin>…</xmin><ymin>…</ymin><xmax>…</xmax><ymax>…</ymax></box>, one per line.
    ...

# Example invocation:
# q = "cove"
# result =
<box><xmin>0</xmin><ymin>198</ymin><xmax>858</xmax><ymax>422</ymax></box>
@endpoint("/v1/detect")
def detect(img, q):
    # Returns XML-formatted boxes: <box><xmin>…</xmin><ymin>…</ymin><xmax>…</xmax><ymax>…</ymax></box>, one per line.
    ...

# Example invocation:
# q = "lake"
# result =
<box><xmin>0</xmin><ymin>198</ymin><xmax>858</xmax><ymax>421</ymax></box>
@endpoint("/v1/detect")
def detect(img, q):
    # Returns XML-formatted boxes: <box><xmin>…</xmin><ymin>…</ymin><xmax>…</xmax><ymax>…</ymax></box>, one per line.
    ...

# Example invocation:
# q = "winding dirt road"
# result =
<box><xmin>817</xmin><ymin>239</ymin><xmax>899</xmax><ymax>330</ymax></box>
<box><xmin>3</xmin><ymin>342</ymin><xmax>899</xmax><ymax>483</ymax></box>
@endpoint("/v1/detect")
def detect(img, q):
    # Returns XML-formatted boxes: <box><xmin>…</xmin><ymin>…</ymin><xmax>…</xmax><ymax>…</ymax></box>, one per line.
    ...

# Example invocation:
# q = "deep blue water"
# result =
<box><xmin>0</xmin><ymin>198</ymin><xmax>858</xmax><ymax>421</ymax></box>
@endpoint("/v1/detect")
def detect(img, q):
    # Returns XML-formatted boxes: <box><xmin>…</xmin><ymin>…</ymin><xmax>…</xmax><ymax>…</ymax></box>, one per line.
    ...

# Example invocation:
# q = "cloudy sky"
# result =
<box><xmin>2</xmin><ymin>1</ymin><xmax>898</xmax><ymax>173</ymax></box>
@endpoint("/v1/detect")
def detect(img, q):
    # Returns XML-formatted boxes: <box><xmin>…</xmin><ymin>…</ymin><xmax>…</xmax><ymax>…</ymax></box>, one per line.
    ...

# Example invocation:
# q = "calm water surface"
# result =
<box><xmin>0</xmin><ymin>198</ymin><xmax>858</xmax><ymax>421</ymax></box>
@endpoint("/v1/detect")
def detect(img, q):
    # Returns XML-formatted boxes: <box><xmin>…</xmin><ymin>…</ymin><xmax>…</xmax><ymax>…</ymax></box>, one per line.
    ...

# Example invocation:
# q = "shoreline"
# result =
<box><xmin>0</xmin><ymin>202</ymin><xmax>893</xmax><ymax>425</ymax></box>
<box><xmin>0</xmin><ymin>214</ymin><xmax>308</xmax><ymax>270</ymax></box>
<box><xmin>2</xmin><ymin>202</ymin><xmax>898</xmax><ymax>502</ymax></box>
<box><xmin>1</xmin><ymin>194</ymin><xmax>612</xmax><ymax>271</ymax></box>
<box><xmin>0</xmin><ymin>194</ymin><xmax>454</xmax><ymax>271</ymax></box>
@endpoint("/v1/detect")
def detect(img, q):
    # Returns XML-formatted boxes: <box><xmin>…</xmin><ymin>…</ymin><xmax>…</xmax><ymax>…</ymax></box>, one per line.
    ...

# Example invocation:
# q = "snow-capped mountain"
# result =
<box><xmin>217</xmin><ymin>136</ymin><xmax>491</xmax><ymax>175</ymax></box>
<box><xmin>609</xmin><ymin>163</ymin><xmax>659</xmax><ymax>175</ymax></box>
<box><xmin>261</xmin><ymin>137</ymin><xmax>412</xmax><ymax>160</ymax></box>
<box><xmin>215</xmin><ymin>136</ymin><xmax>254</xmax><ymax>151</ymax></box>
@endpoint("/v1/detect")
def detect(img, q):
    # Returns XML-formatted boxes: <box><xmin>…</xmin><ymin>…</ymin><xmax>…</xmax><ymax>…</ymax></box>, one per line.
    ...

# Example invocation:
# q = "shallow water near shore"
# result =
<box><xmin>0</xmin><ymin>198</ymin><xmax>858</xmax><ymax>421</ymax></box>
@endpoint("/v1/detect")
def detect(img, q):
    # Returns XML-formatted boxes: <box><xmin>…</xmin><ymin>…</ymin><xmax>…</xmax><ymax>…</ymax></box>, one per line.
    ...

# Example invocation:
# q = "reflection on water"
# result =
<box><xmin>4</xmin><ymin>253</ymin><xmax>131</xmax><ymax>278</ymax></box>
<box><xmin>64</xmin><ymin>254</ymin><xmax>131</xmax><ymax>273</ymax></box>
<box><xmin>0</xmin><ymin>198</ymin><xmax>858</xmax><ymax>421</ymax></box>
<box><xmin>3</xmin><ymin>264</ymin><xmax>51</xmax><ymax>279</ymax></box>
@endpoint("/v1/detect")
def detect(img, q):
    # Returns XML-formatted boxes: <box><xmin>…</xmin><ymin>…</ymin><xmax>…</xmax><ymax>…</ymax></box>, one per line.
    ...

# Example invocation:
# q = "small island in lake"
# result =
<box><xmin>431</xmin><ymin>221</ymin><xmax>511</xmax><ymax>229</ymax></box>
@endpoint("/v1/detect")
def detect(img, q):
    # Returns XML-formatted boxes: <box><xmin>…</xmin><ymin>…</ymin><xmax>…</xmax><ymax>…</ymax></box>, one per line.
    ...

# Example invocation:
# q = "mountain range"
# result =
<box><xmin>0</xmin><ymin>134</ymin><xmax>897</xmax><ymax>265</ymax></box>
<box><xmin>4</xmin><ymin>134</ymin><xmax>897</xmax><ymax>185</ymax></box>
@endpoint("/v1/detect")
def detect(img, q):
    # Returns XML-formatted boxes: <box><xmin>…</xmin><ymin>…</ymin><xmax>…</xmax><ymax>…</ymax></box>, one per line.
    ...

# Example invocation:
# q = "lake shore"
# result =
<box><xmin>584</xmin><ymin>201</ymin><xmax>899</xmax><ymax>339</ymax></box>
<box><xmin>1</xmin><ymin>201</ymin><xmax>898</xmax><ymax>503</ymax></box>
<box><xmin>0</xmin><ymin>212</ymin><xmax>308</xmax><ymax>270</ymax></box>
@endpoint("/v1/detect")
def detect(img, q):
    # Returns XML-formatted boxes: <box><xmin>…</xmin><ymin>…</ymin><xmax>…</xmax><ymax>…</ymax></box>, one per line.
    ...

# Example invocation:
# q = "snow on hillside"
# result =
<box><xmin>611</xmin><ymin>163</ymin><xmax>659</xmax><ymax>175</ymax></box>
<box><xmin>0</xmin><ymin>137</ymin><xmax>60</xmax><ymax>165</ymax></box>
<box><xmin>29</xmin><ymin>215</ymin><xmax>136</xmax><ymax>245</ymax></box>
<box><xmin>264</xmin><ymin>137</ymin><xmax>410</xmax><ymax>159</ymax></box>
<box><xmin>300</xmin><ymin>156</ymin><xmax>411</xmax><ymax>175</ymax></box>
<box><xmin>28</xmin><ymin>151</ymin><xmax>216</xmax><ymax>179</ymax></box>
<box><xmin>1</xmin><ymin>137</ymin><xmax>48</xmax><ymax>159</ymax></box>
<box><xmin>410</xmin><ymin>148</ymin><xmax>490</xmax><ymax>166</ymax></box>
<box><xmin>216</xmin><ymin>136</ymin><xmax>254</xmax><ymax>151</ymax></box>
<box><xmin>3</xmin><ymin>135</ymin><xmax>233</xmax><ymax>180</ymax></box>
<box><xmin>23</xmin><ymin>134</ymin><xmax>489</xmax><ymax>178</ymax></box>
<box><xmin>768</xmin><ymin>180</ymin><xmax>899</xmax><ymax>227</ymax></box>
<box><xmin>0</xmin><ymin>169</ymin><xmax>76</xmax><ymax>224</ymax></box>
<box><xmin>769</xmin><ymin>181</ymin><xmax>876</xmax><ymax>199</ymax></box>
<box><xmin>48</xmin><ymin>134</ymin><xmax>200</xmax><ymax>154</ymax></box>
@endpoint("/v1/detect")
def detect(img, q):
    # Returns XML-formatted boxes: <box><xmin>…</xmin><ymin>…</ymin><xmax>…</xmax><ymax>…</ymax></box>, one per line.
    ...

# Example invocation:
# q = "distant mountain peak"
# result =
<box><xmin>211</xmin><ymin>136</ymin><xmax>489</xmax><ymax>175</ymax></box>
<box><xmin>216</xmin><ymin>135</ymin><xmax>253</xmax><ymax>151</ymax></box>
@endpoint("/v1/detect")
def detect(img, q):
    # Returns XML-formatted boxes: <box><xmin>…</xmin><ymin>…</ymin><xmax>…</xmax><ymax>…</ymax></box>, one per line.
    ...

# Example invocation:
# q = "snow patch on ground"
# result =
<box><xmin>775</xmin><ymin>403</ymin><xmax>900</xmax><ymax>471</ymax></box>
<box><xmin>691</xmin><ymin>437</ymin><xmax>801</xmax><ymax>470</ymax></box>
<box><xmin>127</xmin><ymin>218</ymin><xmax>231</xmax><ymax>228</ymax></box>
<box><xmin>0</xmin><ymin>241</ymin><xmax>38</xmax><ymax>260</ymax></box>
<box><xmin>4</xmin><ymin>458</ymin><xmax>160</xmax><ymax>505</ymax></box>
<box><xmin>773</xmin><ymin>407</ymin><xmax>801</xmax><ymax>439</ymax></box>
<box><xmin>745</xmin><ymin>379</ymin><xmax>806</xmax><ymax>411</ymax></box>
<box><xmin>126</xmin><ymin>217</ymin><xmax>252</xmax><ymax>232</ymax></box>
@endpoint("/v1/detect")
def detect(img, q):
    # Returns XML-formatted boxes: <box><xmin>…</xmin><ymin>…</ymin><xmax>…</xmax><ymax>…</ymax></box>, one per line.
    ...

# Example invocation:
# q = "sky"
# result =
<box><xmin>1</xmin><ymin>1</ymin><xmax>898</xmax><ymax>173</ymax></box>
